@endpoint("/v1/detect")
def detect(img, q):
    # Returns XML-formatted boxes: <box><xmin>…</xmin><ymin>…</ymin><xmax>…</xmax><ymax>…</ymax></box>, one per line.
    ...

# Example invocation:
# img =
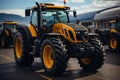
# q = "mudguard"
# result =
<box><xmin>41</xmin><ymin>33</ymin><xmax>62</xmax><ymax>43</ymax></box>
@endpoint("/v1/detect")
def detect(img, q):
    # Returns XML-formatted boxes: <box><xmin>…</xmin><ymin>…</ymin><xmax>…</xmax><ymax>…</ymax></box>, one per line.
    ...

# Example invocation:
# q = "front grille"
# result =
<box><xmin>68</xmin><ymin>30</ymin><xmax>75</xmax><ymax>40</ymax></box>
<box><xmin>64</xmin><ymin>29</ymin><xmax>68</xmax><ymax>37</ymax></box>
<box><xmin>76</xmin><ymin>31</ymin><xmax>88</xmax><ymax>40</ymax></box>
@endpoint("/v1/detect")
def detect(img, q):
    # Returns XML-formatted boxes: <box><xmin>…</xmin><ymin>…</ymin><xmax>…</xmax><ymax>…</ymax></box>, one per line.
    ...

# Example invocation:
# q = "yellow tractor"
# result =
<box><xmin>0</xmin><ymin>21</ymin><xmax>18</xmax><ymax>48</ymax></box>
<box><xmin>108</xmin><ymin>18</ymin><xmax>120</xmax><ymax>52</ymax></box>
<box><xmin>13</xmin><ymin>2</ymin><xmax>105</xmax><ymax>76</ymax></box>
<box><xmin>95</xmin><ymin>18</ymin><xmax>120</xmax><ymax>52</ymax></box>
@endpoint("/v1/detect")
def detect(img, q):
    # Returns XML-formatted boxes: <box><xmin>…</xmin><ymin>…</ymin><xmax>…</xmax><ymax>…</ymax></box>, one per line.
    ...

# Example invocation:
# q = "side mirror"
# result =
<box><xmin>25</xmin><ymin>9</ymin><xmax>30</xmax><ymax>16</ymax></box>
<box><xmin>73</xmin><ymin>10</ymin><xmax>77</xmax><ymax>17</ymax></box>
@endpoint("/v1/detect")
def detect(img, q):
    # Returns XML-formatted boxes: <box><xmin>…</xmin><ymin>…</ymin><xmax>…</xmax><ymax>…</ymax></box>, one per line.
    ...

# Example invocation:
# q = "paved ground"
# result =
<box><xmin>0</xmin><ymin>46</ymin><xmax>120</xmax><ymax>80</ymax></box>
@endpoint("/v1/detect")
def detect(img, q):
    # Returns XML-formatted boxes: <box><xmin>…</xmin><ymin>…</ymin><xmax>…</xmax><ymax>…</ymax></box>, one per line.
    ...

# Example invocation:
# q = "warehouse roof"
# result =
<box><xmin>77</xmin><ymin>11</ymin><xmax>99</xmax><ymax>22</ymax></box>
<box><xmin>94</xmin><ymin>6</ymin><xmax>120</xmax><ymax>20</ymax></box>
<box><xmin>70</xmin><ymin>11</ymin><xmax>98</xmax><ymax>22</ymax></box>
<box><xmin>70</xmin><ymin>6</ymin><xmax>120</xmax><ymax>23</ymax></box>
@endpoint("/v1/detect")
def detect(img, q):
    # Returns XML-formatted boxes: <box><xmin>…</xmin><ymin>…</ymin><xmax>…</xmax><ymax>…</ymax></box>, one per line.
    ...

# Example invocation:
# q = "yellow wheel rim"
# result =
<box><xmin>15</xmin><ymin>38</ymin><xmax>22</xmax><ymax>59</ymax></box>
<box><xmin>43</xmin><ymin>45</ymin><xmax>54</xmax><ymax>69</ymax></box>
<box><xmin>110</xmin><ymin>38</ymin><xmax>117</xmax><ymax>49</ymax></box>
<box><xmin>1</xmin><ymin>36</ymin><xmax>4</xmax><ymax>47</ymax></box>
<box><xmin>81</xmin><ymin>58</ymin><xmax>91</xmax><ymax>65</ymax></box>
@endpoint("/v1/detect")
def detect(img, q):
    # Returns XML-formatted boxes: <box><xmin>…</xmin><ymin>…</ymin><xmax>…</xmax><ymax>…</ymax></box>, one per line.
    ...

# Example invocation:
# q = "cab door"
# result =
<box><xmin>28</xmin><ymin>10</ymin><xmax>37</xmax><ymax>37</ymax></box>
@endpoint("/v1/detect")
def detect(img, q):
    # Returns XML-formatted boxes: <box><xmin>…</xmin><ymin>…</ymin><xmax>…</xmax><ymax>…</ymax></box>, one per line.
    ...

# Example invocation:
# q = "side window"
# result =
<box><xmin>0</xmin><ymin>25</ymin><xmax>3</xmax><ymax>30</ymax></box>
<box><xmin>0</xmin><ymin>25</ymin><xmax>1</xmax><ymax>30</ymax></box>
<box><xmin>6</xmin><ymin>25</ymin><xmax>11</xmax><ymax>29</ymax></box>
<box><xmin>13</xmin><ymin>25</ymin><xmax>16</xmax><ymax>29</ymax></box>
<box><xmin>58</xmin><ymin>11</ymin><xmax>68</xmax><ymax>23</ymax></box>
<box><xmin>111</xmin><ymin>23</ymin><xmax>116</xmax><ymax>28</ymax></box>
<box><xmin>31</xmin><ymin>11</ymin><xmax>38</xmax><ymax>26</ymax></box>
<box><xmin>116</xmin><ymin>22</ymin><xmax>120</xmax><ymax>28</ymax></box>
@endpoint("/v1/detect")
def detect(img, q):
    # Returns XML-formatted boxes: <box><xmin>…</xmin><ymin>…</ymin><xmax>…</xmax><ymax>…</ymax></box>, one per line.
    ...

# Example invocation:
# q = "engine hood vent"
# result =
<box><xmin>67</xmin><ymin>23</ymin><xmax>88</xmax><ymax>32</ymax></box>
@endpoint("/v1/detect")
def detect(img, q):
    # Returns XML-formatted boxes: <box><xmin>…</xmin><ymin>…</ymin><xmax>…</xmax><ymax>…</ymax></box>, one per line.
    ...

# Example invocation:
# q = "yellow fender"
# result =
<box><xmin>27</xmin><ymin>25</ymin><xmax>37</xmax><ymax>37</ymax></box>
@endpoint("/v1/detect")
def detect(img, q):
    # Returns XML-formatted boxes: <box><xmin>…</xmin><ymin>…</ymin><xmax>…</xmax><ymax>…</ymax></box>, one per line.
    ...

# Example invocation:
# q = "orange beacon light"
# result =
<box><xmin>64</xmin><ymin>0</ymin><xmax>66</xmax><ymax>4</ymax></box>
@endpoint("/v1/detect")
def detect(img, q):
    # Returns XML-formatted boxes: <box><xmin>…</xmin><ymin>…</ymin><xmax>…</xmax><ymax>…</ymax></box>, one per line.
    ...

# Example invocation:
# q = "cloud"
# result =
<box><xmin>95</xmin><ymin>0</ymin><xmax>120</xmax><ymax>1</ymax></box>
<box><xmin>0</xmin><ymin>9</ymin><xmax>25</xmax><ymax>17</ymax></box>
<box><xmin>74</xmin><ymin>0</ymin><xmax>120</xmax><ymax>14</ymax></box>
<box><xmin>94</xmin><ymin>0</ymin><xmax>120</xmax><ymax>7</ymax></box>
<box><xmin>53</xmin><ymin>2</ymin><xmax>64</xmax><ymax>6</ymax></box>
<box><xmin>71</xmin><ymin>0</ymin><xmax>85</xmax><ymax>3</ymax></box>
<box><xmin>0</xmin><ymin>0</ymin><xmax>120</xmax><ymax>17</ymax></box>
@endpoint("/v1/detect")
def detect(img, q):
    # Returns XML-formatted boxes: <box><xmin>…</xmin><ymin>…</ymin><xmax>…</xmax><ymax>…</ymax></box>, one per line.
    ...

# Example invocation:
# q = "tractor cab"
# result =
<box><xmin>0</xmin><ymin>21</ymin><xmax>18</xmax><ymax>48</ymax></box>
<box><xmin>26</xmin><ymin>3</ymin><xmax>71</xmax><ymax>25</ymax></box>
<box><xmin>0</xmin><ymin>21</ymin><xmax>18</xmax><ymax>32</ymax></box>
<box><xmin>25</xmin><ymin>3</ymin><xmax>77</xmax><ymax>38</ymax></box>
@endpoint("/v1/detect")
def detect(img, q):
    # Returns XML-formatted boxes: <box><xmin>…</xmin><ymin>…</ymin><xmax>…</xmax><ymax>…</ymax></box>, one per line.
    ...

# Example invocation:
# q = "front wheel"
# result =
<box><xmin>78</xmin><ymin>40</ymin><xmax>105</xmax><ymax>71</ymax></box>
<box><xmin>108</xmin><ymin>35</ymin><xmax>120</xmax><ymax>52</ymax></box>
<box><xmin>41</xmin><ymin>38</ymin><xmax>67</xmax><ymax>76</ymax></box>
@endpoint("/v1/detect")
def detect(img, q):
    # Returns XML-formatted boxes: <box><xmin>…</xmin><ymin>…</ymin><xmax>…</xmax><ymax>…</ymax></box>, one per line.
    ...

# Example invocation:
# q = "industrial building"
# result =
<box><xmin>75</xmin><ymin>6</ymin><xmax>120</xmax><ymax>32</ymax></box>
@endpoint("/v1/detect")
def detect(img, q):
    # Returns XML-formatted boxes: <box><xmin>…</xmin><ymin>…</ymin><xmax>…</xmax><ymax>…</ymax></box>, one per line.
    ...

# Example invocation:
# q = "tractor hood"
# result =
<box><xmin>52</xmin><ymin>23</ymin><xmax>88</xmax><ymax>32</ymax></box>
<box><xmin>67</xmin><ymin>23</ymin><xmax>88</xmax><ymax>32</ymax></box>
<box><xmin>52</xmin><ymin>23</ymin><xmax>88</xmax><ymax>43</ymax></box>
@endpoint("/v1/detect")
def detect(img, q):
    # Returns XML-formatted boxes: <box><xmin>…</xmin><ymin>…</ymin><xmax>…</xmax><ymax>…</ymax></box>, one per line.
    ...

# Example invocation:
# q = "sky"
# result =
<box><xmin>0</xmin><ymin>0</ymin><xmax>120</xmax><ymax>17</ymax></box>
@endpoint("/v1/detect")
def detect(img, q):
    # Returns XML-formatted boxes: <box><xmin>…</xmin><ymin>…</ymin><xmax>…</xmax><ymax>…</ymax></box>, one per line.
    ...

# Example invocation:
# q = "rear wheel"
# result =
<box><xmin>78</xmin><ymin>40</ymin><xmax>105</xmax><ymax>71</ymax></box>
<box><xmin>41</xmin><ymin>38</ymin><xmax>67</xmax><ymax>76</ymax></box>
<box><xmin>14</xmin><ymin>30</ymin><xmax>34</xmax><ymax>66</ymax></box>
<box><xmin>1</xmin><ymin>35</ymin><xmax>9</xmax><ymax>48</ymax></box>
<box><xmin>108</xmin><ymin>35</ymin><xmax>120</xmax><ymax>52</ymax></box>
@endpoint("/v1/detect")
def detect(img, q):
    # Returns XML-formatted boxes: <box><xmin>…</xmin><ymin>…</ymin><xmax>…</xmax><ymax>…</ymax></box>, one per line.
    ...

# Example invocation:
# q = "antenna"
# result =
<box><xmin>34</xmin><ymin>0</ymin><xmax>37</xmax><ymax>4</ymax></box>
<box><xmin>34</xmin><ymin>0</ymin><xmax>39</xmax><ymax>4</ymax></box>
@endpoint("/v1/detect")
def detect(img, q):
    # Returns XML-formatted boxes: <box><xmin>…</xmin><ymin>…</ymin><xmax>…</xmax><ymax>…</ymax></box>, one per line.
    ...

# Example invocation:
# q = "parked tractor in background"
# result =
<box><xmin>95</xmin><ymin>18</ymin><xmax>120</xmax><ymax>52</ymax></box>
<box><xmin>13</xmin><ymin>2</ymin><xmax>105</xmax><ymax>76</ymax></box>
<box><xmin>108</xmin><ymin>19</ymin><xmax>120</xmax><ymax>51</ymax></box>
<box><xmin>94</xmin><ymin>6</ymin><xmax>120</xmax><ymax>52</ymax></box>
<box><xmin>0</xmin><ymin>21</ymin><xmax>18</xmax><ymax>48</ymax></box>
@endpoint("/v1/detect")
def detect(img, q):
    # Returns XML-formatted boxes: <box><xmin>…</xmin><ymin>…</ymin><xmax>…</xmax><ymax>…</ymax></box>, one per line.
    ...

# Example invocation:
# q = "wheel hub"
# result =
<box><xmin>80</xmin><ymin>58</ymin><xmax>91</xmax><ymax>65</ymax></box>
<box><xmin>110</xmin><ymin>38</ymin><xmax>117</xmax><ymax>49</ymax></box>
<box><xmin>43</xmin><ymin>45</ymin><xmax>54</xmax><ymax>69</ymax></box>
<box><xmin>15</xmin><ymin>38</ymin><xmax>22</xmax><ymax>58</ymax></box>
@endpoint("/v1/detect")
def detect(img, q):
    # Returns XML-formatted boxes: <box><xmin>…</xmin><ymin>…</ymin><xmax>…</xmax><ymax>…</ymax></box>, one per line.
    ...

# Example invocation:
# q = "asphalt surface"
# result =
<box><xmin>0</xmin><ymin>46</ymin><xmax>120</xmax><ymax>80</ymax></box>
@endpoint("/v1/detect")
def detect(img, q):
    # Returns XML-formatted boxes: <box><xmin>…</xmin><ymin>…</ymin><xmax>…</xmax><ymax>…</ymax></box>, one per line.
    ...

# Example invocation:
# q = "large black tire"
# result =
<box><xmin>108</xmin><ymin>35</ymin><xmax>120</xmax><ymax>52</ymax></box>
<box><xmin>0</xmin><ymin>34</ymin><xmax>9</xmax><ymax>48</ymax></box>
<box><xmin>14</xmin><ymin>29</ymin><xmax>34</xmax><ymax>67</ymax></box>
<box><xmin>41</xmin><ymin>38</ymin><xmax>67</xmax><ymax>76</ymax></box>
<box><xmin>0</xmin><ymin>29</ymin><xmax>12</xmax><ymax>48</ymax></box>
<box><xmin>78</xmin><ymin>40</ymin><xmax>105</xmax><ymax>71</ymax></box>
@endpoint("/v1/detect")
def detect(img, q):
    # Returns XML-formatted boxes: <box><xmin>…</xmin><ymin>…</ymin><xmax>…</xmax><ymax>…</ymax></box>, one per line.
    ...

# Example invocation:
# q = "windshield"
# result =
<box><xmin>116</xmin><ymin>22</ymin><xmax>120</xmax><ymax>28</ymax></box>
<box><xmin>42</xmin><ymin>10</ymin><xmax>68</xmax><ymax>26</ymax></box>
<box><xmin>0</xmin><ymin>25</ymin><xmax>3</xmax><ymax>31</ymax></box>
<box><xmin>4</xmin><ymin>24</ymin><xmax>17</xmax><ymax>30</ymax></box>
<box><xmin>116</xmin><ymin>18</ymin><xmax>120</xmax><ymax>28</ymax></box>
<box><xmin>111</xmin><ymin>21</ymin><xmax>120</xmax><ymax>29</ymax></box>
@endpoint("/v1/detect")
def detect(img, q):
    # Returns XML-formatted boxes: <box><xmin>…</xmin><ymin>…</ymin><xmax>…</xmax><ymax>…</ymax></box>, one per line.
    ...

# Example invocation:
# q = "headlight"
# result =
<box><xmin>76</xmin><ymin>31</ymin><xmax>80</xmax><ymax>34</ymax></box>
